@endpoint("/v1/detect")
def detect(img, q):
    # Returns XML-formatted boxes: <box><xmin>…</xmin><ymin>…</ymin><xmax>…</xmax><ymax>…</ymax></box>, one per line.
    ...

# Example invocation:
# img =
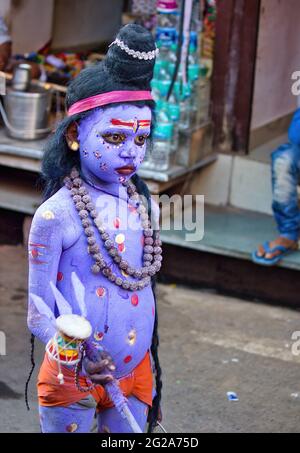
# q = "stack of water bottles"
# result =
<box><xmin>141</xmin><ymin>0</ymin><xmax>210</xmax><ymax>172</ymax></box>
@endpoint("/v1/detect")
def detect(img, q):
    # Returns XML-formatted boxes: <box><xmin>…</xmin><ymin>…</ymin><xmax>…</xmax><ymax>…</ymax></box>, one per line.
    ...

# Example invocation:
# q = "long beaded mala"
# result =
<box><xmin>74</xmin><ymin>343</ymin><xmax>95</xmax><ymax>393</ymax></box>
<box><xmin>63</xmin><ymin>168</ymin><xmax>162</xmax><ymax>291</ymax></box>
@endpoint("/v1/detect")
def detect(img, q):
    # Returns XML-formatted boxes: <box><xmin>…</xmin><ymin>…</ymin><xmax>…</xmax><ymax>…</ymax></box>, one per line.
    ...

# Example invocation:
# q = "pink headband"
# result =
<box><xmin>67</xmin><ymin>90</ymin><xmax>153</xmax><ymax>116</ymax></box>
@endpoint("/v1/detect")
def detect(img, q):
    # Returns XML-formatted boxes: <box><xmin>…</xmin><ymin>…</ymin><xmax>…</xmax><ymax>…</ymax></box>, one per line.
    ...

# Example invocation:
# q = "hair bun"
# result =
<box><xmin>104</xmin><ymin>24</ymin><xmax>156</xmax><ymax>89</ymax></box>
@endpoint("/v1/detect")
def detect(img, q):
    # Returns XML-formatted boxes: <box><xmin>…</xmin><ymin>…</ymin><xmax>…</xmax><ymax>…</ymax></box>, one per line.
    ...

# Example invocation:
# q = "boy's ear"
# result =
<box><xmin>65</xmin><ymin>122</ymin><xmax>79</xmax><ymax>150</ymax></box>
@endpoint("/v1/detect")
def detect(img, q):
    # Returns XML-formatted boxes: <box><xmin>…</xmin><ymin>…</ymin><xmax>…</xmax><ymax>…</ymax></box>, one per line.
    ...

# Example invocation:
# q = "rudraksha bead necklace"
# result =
<box><xmin>64</xmin><ymin>169</ymin><xmax>162</xmax><ymax>291</ymax></box>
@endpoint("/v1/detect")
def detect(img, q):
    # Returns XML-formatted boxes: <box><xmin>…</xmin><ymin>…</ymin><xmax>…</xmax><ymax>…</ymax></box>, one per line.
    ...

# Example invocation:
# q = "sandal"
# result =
<box><xmin>252</xmin><ymin>241</ymin><xmax>297</xmax><ymax>266</ymax></box>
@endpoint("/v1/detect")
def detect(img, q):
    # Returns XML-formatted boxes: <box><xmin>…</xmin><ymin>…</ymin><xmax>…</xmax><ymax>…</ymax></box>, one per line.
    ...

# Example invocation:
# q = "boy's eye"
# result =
<box><xmin>102</xmin><ymin>133</ymin><xmax>126</xmax><ymax>145</ymax></box>
<box><xmin>134</xmin><ymin>135</ymin><xmax>148</xmax><ymax>146</ymax></box>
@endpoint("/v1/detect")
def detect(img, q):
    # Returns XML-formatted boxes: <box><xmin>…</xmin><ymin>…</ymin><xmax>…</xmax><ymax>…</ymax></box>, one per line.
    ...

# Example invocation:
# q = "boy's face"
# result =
<box><xmin>77</xmin><ymin>104</ymin><xmax>151</xmax><ymax>184</ymax></box>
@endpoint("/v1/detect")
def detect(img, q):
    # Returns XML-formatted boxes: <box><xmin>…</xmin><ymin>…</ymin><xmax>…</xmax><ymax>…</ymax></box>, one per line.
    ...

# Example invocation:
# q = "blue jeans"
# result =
<box><xmin>271</xmin><ymin>143</ymin><xmax>300</xmax><ymax>241</ymax></box>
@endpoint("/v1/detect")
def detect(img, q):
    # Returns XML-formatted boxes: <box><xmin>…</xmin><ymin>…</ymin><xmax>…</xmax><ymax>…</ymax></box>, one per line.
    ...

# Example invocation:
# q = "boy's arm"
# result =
<box><xmin>27</xmin><ymin>204</ymin><xmax>64</xmax><ymax>345</ymax></box>
<box><xmin>288</xmin><ymin>109</ymin><xmax>300</xmax><ymax>146</ymax></box>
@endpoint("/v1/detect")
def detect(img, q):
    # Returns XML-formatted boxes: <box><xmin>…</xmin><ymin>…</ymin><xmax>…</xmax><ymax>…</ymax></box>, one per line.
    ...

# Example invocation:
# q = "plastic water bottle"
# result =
<box><xmin>152</xmin><ymin>122</ymin><xmax>174</xmax><ymax>171</ymax></box>
<box><xmin>167</xmin><ymin>99</ymin><xmax>180</xmax><ymax>152</ymax></box>
<box><xmin>174</xmin><ymin>81</ymin><xmax>191</xmax><ymax>131</ymax></box>
<box><xmin>154</xmin><ymin>60</ymin><xmax>171</xmax><ymax>81</ymax></box>
<box><xmin>155</xmin><ymin>0</ymin><xmax>179</xmax><ymax>55</ymax></box>
<box><xmin>190</xmin><ymin>0</ymin><xmax>202</xmax><ymax>34</ymax></box>
<box><xmin>158</xmin><ymin>80</ymin><xmax>180</xmax><ymax>152</ymax></box>
<box><xmin>169</xmin><ymin>43</ymin><xmax>178</xmax><ymax>64</ymax></box>
<box><xmin>188</xmin><ymin>43</ymin><xmax>200</xmax><ymax>125</ymax></box>
<box><xmin>140</xmin><ymin>81</ymin><xmax>160</xmax><ymax>170</ymax></box>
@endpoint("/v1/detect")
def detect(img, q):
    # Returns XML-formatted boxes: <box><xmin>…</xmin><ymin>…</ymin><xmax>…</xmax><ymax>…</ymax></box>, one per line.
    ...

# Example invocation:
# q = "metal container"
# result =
<box><xmin>1</xmin><ymin>85</ymin><xmax>52</xmax><ymax>140</ymax></box>
<box><xmin>12</xmin><ymin>63</ymin><xmax>31</xmax><ymax>91</ymax></box>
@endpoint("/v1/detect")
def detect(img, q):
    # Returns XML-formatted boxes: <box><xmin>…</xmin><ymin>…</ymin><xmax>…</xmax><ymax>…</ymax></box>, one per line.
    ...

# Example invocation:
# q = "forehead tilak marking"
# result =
<box><xmin>110</xmin><ymin>118</ymin><xmax>151</xmax><ymax>132</ymax></box>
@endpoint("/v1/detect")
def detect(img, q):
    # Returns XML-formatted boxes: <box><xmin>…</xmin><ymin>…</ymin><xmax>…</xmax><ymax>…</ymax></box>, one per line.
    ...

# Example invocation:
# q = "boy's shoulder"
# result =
<box><xmin>33</xmin><ymin>186</ymin><xmax>72</xmax><ymax>225</ymax></box>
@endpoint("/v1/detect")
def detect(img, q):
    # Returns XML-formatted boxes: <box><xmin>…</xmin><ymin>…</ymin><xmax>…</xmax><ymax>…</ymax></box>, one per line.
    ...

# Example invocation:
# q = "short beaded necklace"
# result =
<box><xmin>64</xmin><ymin>169</ymin><xmax>162</xmax><ymax>292</ymax></box>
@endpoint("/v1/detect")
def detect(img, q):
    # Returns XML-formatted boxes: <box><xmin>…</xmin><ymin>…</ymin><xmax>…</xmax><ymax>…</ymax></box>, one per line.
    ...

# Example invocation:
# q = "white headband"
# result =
<box><xmin>109</xmin><ymin>38</ymin><xmax>159</xmax><ymax>61</ymax></box>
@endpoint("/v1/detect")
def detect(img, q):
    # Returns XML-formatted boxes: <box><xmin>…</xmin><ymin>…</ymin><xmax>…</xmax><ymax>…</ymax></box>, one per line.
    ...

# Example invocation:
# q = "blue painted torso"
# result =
<box><xmin>28</xmin><ymin>184</ymin><xmax>156</xmax><ymax>378</ymax></box>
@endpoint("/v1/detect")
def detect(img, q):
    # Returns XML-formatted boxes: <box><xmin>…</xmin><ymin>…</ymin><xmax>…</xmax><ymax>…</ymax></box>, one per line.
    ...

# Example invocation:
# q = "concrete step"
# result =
<box><xmin>188</xmin><ymin>135</ymin><xmax>291</xmax><ymax>216</ymax></box>
<box><xmin>161</xmin><ymin>204</ymin><xmax>300</xmax><ymax>272</ymax></box>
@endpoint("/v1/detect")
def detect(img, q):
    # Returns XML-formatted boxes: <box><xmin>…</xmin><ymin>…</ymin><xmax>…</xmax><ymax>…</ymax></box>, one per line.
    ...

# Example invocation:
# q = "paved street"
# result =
<box><xmin>0</xmin><ymin>245</ymin><xmax>300</xmax><ymax>433</ymax></box>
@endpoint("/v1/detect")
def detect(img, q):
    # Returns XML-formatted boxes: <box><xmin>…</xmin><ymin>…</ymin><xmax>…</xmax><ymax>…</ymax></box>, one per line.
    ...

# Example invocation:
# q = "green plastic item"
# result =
<box><xmin>151</xmin><ymin>79</ymin><xmax>159</xmax><ymax>89</ymax></box>
<box><xmin>155</xmin><ymin>99</ymin><xmax>164</xmax><ymax>111</ymax></box>
<box><xmin>158</xmin><ymin>80</ymin><xmax>172</xmax><ymax>97</ymax></box>
<box><xmin>170</xmin><ymin>43</ymin><xmax>177</xmax><ymax>53</ymax></box>
<box><xmin>154</xmin><ymin>122</ymin><xmax>173</xmax><ymax>140</ymax></box>
<box><xmin>168</xmin><ymin>103</ymin><xmax>180</xmax><ymax>121</ymax></box>
<box><xmin>188</xmin><ymin>64</ymin><xmax>200</xmax><ymax>81</ymax></box>
<box><xmin>153</xmin><ymin>61</ymin><xmax>163</xmax><ymax>78</ymax></box>
<box><xmin>189</xmin><ymin>43</ymin><xmax>197</xmax><ymax>54</ymax></box>
<box><xmin>200</xmin><ymin>65</ymin><xmax>209</xmax><ymax>78</ymax></box>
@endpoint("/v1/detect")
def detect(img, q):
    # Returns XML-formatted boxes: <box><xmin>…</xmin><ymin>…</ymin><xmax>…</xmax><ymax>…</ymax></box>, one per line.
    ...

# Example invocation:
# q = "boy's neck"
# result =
<box><xmin>81</xmin><ymin>168</ymin><xmax>128</xmax><ymax>201</ymax></box>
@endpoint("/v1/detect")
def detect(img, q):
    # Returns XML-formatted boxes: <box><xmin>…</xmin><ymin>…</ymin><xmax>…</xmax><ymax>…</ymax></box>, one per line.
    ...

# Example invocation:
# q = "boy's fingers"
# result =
<box><xmin>84</xmin><ymin>358</ymin><xmax>109</xmax><ymax>374</ymax></box>
<box><xmin>90</xmin><ymin>374</ymin><xmax>114</xmax><ymax>385</ymax></box>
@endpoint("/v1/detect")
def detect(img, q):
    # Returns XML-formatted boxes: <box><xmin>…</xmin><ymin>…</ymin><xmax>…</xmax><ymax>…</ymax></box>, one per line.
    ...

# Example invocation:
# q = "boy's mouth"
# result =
<box><xmin>115</xmin><ymin>165</ymin><xmax>136</xmax><ymax>175</ymax></box>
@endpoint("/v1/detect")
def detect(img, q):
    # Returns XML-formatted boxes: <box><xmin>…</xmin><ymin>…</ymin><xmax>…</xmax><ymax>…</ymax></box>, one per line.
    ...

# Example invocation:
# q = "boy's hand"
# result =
<box><xmin>83</xmin><ymin>350</ymin><xmax>115</xmax><ymax>385</ymax></box>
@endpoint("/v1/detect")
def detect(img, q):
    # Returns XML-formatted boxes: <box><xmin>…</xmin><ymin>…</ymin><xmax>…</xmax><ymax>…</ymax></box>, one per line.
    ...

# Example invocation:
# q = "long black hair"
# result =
<box><xmin>131</xmin><ymin>173</ymin><xmax>162</xmax><ymax>433</ymax></box>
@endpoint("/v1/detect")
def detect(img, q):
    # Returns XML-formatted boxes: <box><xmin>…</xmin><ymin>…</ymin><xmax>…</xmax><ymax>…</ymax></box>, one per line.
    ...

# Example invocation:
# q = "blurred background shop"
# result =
<box><xmin>0</xmin><ymin>0</ymin><xmax>300</xmax><ymax>306</ymax></box>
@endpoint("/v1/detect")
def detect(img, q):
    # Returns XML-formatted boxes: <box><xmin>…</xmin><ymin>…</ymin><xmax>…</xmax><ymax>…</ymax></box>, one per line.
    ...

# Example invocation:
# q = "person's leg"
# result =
<box><xmin>97</xmin><ymin>396</ymin><xmax>149</xmax><ymax>433</ymax></box>
<box><xmin>253</xmin><ymin>144</ymin><xmax>300</xmax><ymax>264</ymax></box>
<box><xmin>39</xmin><ymin>396</ymin><xmax>96</xmax><ymax>433</ymax></box>
<box><xmin>271</xmin><ymin>143</ymin><xmax>300</xmax><ymax>240</ymax></box>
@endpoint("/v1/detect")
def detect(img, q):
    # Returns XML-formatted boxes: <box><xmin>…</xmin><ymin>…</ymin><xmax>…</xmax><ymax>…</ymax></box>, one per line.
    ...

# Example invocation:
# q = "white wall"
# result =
<box><xmin>10</xmin><ymin>0</ymin><xmax>54</xmax><ymax>54</ymax></box>
<box><xmin>51</xmin><ymin>0</ymin><xmax>123</xmax><ymax>50</ymax></box>
<box><xmin>251</xmin><ymin>0</ymin><xmax>300</xmax><ymax>130</ymax></box>
<box><xmin>0</xmin><ymin>0</ymin><xmax>11</xmax><ymax>23</ymax></box>
<box><xmin>2</xmin><ymin>0</ymin><xmax>123</xmax><ymax>54</ymax></box>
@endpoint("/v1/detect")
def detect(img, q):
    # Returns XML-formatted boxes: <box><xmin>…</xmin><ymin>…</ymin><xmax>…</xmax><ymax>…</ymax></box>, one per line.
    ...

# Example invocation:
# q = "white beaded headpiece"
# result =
<box><xmin>109</xmin><ymin>38</ymin><xmax>159</xmax><ymax>60</ymax></box>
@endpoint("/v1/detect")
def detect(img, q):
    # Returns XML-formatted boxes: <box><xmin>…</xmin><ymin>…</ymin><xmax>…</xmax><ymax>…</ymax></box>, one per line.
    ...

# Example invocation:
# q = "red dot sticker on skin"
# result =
<box><xmin>118</xmin><ymin>243</ymin><xmax>125</xmax><ymax>253</ymax></box>
<box><xmin>31</xmin><ymin>249</ymin><xmax>39</xmax><ymax>258</ymax></box>
<box><xmin>128</xmin><ymin>205</ymin><xmax>137</xmax><ymax>214</ymax></box>
<box><xmin>131</xmin><ymin>294</ymin><xmax>139</xmax><ymax>306</ymax></box>
<box><xmin>124</xmin><ymin>355</ymin><xmax>132</xmax><ymax>364</ymax></box>
<box><xmin>141</xmin><ymin>236</ymin><xmax>145</xmax><ymax>247</ymax></box>
<box><xmin>94</xmin><ymin>331</ymin><xmax>104</xmax><ymax>341</ymax></box>
<box><xmin>57</xmin><ymin>272</ymin><xmax>63</xmax><ymax>282</ymax></box>
<box><xmin>96</xmin><ymin>287</ymin><xmax>106</xmax><ymax>297</ymax></box>
<box><xmin>113</xmin><ymin>217</ymin><xmax>121</xmax><ymax>229</ymax></box>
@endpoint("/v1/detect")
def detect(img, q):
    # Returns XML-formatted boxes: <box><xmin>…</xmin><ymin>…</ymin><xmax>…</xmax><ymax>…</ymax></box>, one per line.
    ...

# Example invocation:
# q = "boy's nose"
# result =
<box><xmin>119</xmin><ymin>144</ymin><xmax>137</xmax><ymax>158</ymax></box>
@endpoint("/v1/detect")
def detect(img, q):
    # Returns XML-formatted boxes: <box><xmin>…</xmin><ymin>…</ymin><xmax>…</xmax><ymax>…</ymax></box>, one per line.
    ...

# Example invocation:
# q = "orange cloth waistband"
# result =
<box><xmin>37</xmin><ymin>351</ymin><xmax>153</xmax><ymax>410</ymax></box>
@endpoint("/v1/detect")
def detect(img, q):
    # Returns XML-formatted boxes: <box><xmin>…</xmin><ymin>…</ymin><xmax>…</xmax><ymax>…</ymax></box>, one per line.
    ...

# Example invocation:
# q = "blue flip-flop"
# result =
<box><xmin>252</xmin><ymin>241</ymin><xmax>295</xmax><ymax>266</ymax></box>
